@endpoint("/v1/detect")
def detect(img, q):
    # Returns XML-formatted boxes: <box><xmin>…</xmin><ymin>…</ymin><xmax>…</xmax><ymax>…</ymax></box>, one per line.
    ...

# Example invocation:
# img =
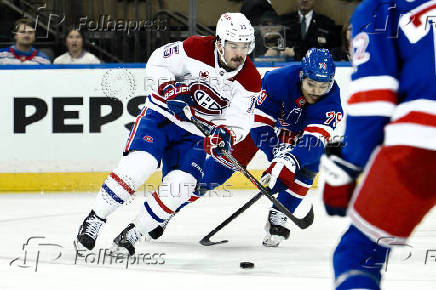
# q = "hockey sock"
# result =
<box><xmin>273</xmin><ymin>189</ymin><xmax>304</xmax><ymax>213</ymax></box>
<box><xmin>93</xmin><ymin>151</ymin><xmax>158</xmax><ymax>219</ymax></box>
<box><xmin>333</xmin><ymin>225</ymin><xmax>389</xmax><ymax>290</ymax></box>
<box><xmin>134</xmin><ymin>170</ymin><xmax>197</xmax><ymax>238</ymax></box>
<box><xmin>94</xmin><ymin>171</ymin><xmax>136</xmax><ymax>218</ymax></box>
<box><xmin>174</xmin><ymin>158</ymin><xmax>235</xmax><ymax>212</ymax></box>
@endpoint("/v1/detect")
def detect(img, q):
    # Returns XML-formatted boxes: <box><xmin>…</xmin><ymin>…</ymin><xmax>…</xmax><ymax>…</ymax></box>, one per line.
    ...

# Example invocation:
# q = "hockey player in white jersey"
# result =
<box><xmin>76</xmin><ymin>13</ymin><xmax>261</xmax><ymax>255</ymax></box>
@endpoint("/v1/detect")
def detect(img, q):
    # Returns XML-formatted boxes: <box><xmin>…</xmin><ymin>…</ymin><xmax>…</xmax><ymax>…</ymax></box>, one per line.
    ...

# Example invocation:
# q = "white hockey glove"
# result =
<box><xmin>260</xmin><ymin>143</ymin><xmax>300</xmax><ymax>194</ymax></box>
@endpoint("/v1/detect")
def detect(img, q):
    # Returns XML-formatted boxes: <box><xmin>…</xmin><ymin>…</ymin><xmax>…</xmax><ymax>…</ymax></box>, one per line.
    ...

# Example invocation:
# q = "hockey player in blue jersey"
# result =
<box><xmin>319</xmin><ymin>0</ymin><xmax>436</xmax><ymax>289</ymax></box>
<box><xmin>190</xmin><ymin>48</ymin><xmax>343</xmax><ymax>247</ymax></box>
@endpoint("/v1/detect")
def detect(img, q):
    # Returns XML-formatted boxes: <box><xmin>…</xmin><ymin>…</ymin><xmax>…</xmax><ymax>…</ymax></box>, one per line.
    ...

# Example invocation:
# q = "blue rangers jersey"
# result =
<box><xmin>0</xmin><ymin>45</ymin><xmax>50</xmax><ymax>64</ymax></box>
<box><xmin>343</xmin><ymin>0</ymin><xmax>436</xmax><ymax>168</ymax></box>
<box><xmin>251</xmin><ymin>64</ymin><xmax>343</xmax><ymax>171</ymax></box>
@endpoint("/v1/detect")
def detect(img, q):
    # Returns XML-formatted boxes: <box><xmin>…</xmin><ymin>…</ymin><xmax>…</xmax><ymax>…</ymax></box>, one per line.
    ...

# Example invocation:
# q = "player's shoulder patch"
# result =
<box><xmin>233</xmin><ymin>56</ymin><xmax>261</xmax><ymax>93</ymax></box>
<box><xmin>183</xmin><ymin>35</ymin><xmax>215</xmax><ymax>67</ymax></box>
<box><xmin>162</xmin><ymin>43</ymin><xmax>180</xmax><ymax>58</ymax></box>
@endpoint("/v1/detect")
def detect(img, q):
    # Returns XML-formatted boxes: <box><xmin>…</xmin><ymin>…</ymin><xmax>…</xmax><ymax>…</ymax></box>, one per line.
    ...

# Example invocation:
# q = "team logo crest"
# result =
<box><xmin>189</xmin><ymin>82</ymin><xmax>229</xmax><ymax>115</ymax></box>
<box><xmin>319</xmin><ymin>62</ymin><xmax>327</xmax><ymax>70</ymax></box>
<box><xmin>143</xmin><ymin>136</ymin><xmax>153</xmax><ymax>143</ymax></box>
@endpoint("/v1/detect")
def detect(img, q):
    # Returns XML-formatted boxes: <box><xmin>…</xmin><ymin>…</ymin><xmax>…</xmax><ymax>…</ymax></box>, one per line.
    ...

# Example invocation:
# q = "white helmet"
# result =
<box><xmin>215</xmin><ymin>13</ymin><xmax>255</xmax><ymax>65</ymax></box>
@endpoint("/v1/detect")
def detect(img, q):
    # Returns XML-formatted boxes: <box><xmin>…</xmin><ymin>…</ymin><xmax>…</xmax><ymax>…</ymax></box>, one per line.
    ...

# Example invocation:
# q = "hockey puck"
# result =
<box><xmin>240</xmin><ymin>262</ymin><xmax>255</xmax><ymax>269</ymax></box>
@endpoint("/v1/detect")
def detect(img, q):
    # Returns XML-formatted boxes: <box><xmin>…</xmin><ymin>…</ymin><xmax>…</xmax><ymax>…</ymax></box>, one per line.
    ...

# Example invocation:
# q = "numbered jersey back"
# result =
<box><xmin>351</xmin><ymin>0</ymin><xmax>436</xmax><ymax>104</ymax></box>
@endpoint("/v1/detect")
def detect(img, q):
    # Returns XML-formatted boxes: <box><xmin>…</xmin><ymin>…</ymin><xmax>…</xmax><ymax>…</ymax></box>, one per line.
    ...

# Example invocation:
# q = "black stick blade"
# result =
<box><xmin>199</xmin><ymin>236</ymin><xmax>228</xmax><ymax>246</ymax></box>
<box><xmin>295</xmin><ymin>205</ymin><xmax>314</xmax><ymax>229</ymax></box>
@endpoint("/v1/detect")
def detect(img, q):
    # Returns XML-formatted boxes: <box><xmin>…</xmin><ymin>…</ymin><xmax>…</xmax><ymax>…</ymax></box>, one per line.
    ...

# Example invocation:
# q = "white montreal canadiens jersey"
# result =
<box><xmin>144</xmin><ymin>35</ymin><xmax>261</xmax><ymax>143</ymax></box>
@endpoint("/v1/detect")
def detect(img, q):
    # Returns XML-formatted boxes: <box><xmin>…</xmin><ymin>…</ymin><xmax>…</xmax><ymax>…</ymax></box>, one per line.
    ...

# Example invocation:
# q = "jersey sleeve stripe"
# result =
<box><xmin>391</xmin><ymin>99</ymin><xmax>436</xmax><ymax>120</ymax></box>
<box><xmin>254</xmin><ymin>115</ymin><xmax>275</xmax><ymax>127</ymax></box>
<box><xmin>306</xmin><ymin>124</ymin><xmax>334</xmax><ymax>136</ymax></box>
<box><xmin>384</xmin><ymin>124</ymin><xmax>436</xmax><ymax>150</ymax></box>
<box><xmin>348</xmin><ymin>89</ymin><xmax>398</xmax><ymax>105</ymax></box>
<box><xmin>347</xmin><ymin>102</ymin><xmax>396</xmax><ymax>117</ymax></box>
<box><xmin>254</xmin><ymin>108</ymin><xmax>276</xmax><ymax>121</ymax></box>
<box><xmin>350</xmin><ymin>76</ymin><xmax>399</xmax><ymax>94</ymax></box>
<box><xmin>304</xmin><ymin>126</ymin><xmax>331</xmax><ymax>141</ymax></box>
<box><xmin>151</xmin><ymin>93</ymin><xmax>166</xmax><ymax>104</ymax></box>
<box><xmin>390</xmin><ymin>111</ymin><xmax>436</xmax><ymax>127</ymax></box>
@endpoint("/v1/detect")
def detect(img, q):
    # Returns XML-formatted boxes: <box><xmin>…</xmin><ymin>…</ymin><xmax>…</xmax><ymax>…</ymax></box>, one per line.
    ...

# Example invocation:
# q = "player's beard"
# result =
<box><xmin>229</xmin><ymin>56</ymin><xmax>244</xmax><ymax>69</ymax></box>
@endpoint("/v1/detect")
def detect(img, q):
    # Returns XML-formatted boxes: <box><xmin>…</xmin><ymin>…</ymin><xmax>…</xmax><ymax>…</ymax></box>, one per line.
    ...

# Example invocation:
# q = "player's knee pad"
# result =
<box><xmin>95</xmin><ymin>151</ymin><xmax>158</xmax><ymax>217</ymax></box>
<box><xmin>135</xmin><ymin>170</ymin><xmax>197</xmax><ymax>235</ymax></box>
<box><xmin>158</xmin><ymin>170</ymin><xmax>197</xmax><ymax>210</ymax></box>
<box><xmin>115</xmin><ymin>151</ymin><xmax>159</xmax><ymax>189</ymax></box>
<box><xmin>144</xmin><ymin>170</ymin><xmax>197</xmax><ymax>220</ymax></box>
<box><xmin>334</xmin><ymin>225</ymin><xmax>389</xmax><ymax>290</ymax></box>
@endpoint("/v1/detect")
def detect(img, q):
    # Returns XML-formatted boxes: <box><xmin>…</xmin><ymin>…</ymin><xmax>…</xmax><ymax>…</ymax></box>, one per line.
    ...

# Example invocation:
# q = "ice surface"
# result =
<box><xmin>1</xmin><ymin>189</ymin><xmax>435</xmax><ymax>290</ymax></box>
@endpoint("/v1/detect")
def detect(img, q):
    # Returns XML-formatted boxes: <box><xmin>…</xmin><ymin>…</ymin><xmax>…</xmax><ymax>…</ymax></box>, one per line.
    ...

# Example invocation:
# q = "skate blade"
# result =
<box><xmin>262</xmin><ymin>234</ymin><xmax>283</xmax><ymax>248</ymax></box>
<box><xmin>109</xmin><ymin>243</ymin><xmax>131</xmax><ymax>257</ymax></box>
<box><xmin>74</xmin><ymin>240</ymin><xmax>91</xmax><ymax>256</ymax></box>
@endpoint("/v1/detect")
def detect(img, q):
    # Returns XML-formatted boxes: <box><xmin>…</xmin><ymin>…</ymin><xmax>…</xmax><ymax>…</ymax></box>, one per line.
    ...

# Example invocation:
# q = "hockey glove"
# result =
<box><xmin>163</xmin><ymin>82</ymin><xmax>195</xmax><ymax>121</ymax></box>
<box><xmin>260</xmin><ymin>143</ymin><xmax>300</xmax><ymax>194</ymax></box>
<box><xmin>319</xmin><ymin>142</ymin><xmax>362</xmax><ymax>217</ymax></box>
<box><xmin>204</xmin><ymin>125</ymin><xmax>237</xmax><ymax>170</ymax></box>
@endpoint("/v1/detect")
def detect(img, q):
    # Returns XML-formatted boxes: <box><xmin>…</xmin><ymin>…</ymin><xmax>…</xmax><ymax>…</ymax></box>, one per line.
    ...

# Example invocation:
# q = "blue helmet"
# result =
<box><xmin>301</xmin><ymin>48</ymin><xmax>335</xmax><ymax>83</ymax></box>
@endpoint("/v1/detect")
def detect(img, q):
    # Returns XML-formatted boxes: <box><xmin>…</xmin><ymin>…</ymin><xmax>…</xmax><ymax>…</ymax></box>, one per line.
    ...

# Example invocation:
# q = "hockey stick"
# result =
<box><xmin>183</xmin><ymin>108</ymin><xmax>314</xmax><ymax>245</ymax></box>
<box><xmin>199</xmin><ymin>192</ymin><xmax>262</xmax><ymax>246</ymax></box>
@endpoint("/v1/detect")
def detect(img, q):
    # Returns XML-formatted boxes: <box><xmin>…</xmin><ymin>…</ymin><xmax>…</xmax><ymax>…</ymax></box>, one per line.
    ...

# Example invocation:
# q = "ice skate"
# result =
<box><xmin>112</xmin><ymin>223</ymin><xmax>143</xmax><ymax>256</ymax></box>
<box><xmin>262</xmin><ymin>208</ymin><xmax>290</xmax><ymax>247</ymax></box>
<box><xmin>76</xmin><ymin>210</ymin><xmax>106</xmax><ymax>251</ymax></box>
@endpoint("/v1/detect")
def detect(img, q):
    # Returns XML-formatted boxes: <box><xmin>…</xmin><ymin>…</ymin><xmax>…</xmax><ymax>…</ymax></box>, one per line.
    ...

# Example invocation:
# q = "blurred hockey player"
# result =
<box><xmin>193</xmin><ymin>48</ymin><xmax>342</xmax><ymax>247</ymax></box>
<box><xmin>319</xmin><ymin>1</ymin><xmax>436</xmax><ymax>289</ymax></box>
<box><xmin>76</xmin><ymin>13</ymin><xmax>261</xmax><ymax>255</ymax></box>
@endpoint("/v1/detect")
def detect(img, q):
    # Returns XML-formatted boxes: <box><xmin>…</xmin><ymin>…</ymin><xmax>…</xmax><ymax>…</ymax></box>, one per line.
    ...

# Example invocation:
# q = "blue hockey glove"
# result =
<box><xmin>260</xmin><ymin>143</ymin><xmax>301</xmax><ymax>194</ymax></box>
<box><xmin>163</xmin><ymin>82</ymin><xmax>195</xmax><ymax>121</ymax></box>
<box><xmin>204</xmin><ymin>125</ymin><xmax>237</xmax><ymax>170</ymax></box>
<box><xmin>319</xmin><ymin>142</ymin><xmax>362</xmax><ymax>217</ymax></box>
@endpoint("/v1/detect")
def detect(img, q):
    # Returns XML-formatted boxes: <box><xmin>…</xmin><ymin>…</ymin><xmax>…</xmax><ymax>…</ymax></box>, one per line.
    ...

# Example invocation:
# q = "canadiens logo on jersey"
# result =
<box><xmin>143</xmin><ymin>135</ymin><xmax>153</xmax><ymax>143</ymax></box>
<box><xmin>189</xmin><ymin>82</ymin><xmax>229</xmax><ymax>115</ymax></box>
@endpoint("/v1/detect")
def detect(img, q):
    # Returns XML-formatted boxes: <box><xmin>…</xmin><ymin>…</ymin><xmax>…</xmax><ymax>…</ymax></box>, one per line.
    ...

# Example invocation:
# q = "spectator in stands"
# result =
<box><xmin>54</xmin><ymin>27</ymin><xmax>100</xmax><ymax>64</ymax></box>
<box><xmin>265</xmin><ymin>0</ymin><xmax>340</xmax><ymax>60</ymax></box>
<box><xmin>241</xmin><ymin>1</ymin><xmax>286</xmax><ymax>58</ymax></box>
<box><xmin>331</xmin><ymin>23</ymin><xmax>352</xmax><ymax>61</ymax></box>
<box><xmin>0</xmin><ymin>18</ymin><xmax>51</xmax><ymax>65</ymax></box>
<box><xmin>240</xmin><ymin>0</ymin><xmax>277</xmax><ymax>26</ymax></box>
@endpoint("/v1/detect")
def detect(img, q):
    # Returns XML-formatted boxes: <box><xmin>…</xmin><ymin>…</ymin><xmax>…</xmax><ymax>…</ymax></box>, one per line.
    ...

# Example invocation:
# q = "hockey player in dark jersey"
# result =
<box><xmin>319</xmin><ymin>1</ymin><xmax>436</xmax><ymax>289</ymax></box>
<box><xmin>185</xmin><ymin>48</ymin><xmax>343</xmax><ymax>247</ymax></box>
